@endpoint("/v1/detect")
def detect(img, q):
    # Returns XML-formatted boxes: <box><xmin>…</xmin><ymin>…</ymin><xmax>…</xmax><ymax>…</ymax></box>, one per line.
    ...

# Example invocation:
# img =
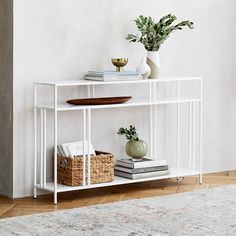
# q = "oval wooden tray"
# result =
<box><xmin>67</xmin><ymin>96</ymin><xmax>132</xmax><ymax>105</ymax></box>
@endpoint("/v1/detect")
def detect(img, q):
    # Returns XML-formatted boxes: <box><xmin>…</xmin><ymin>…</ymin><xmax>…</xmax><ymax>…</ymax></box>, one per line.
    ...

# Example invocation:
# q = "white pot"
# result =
<box><xmin>147</xmin><ymin>51</ymin><xmax>160</xmax><ymax>79</ymax></box>
<box><xmin>136</xmin><ymin>58</ymin><xmax>151</xmax><ymax>80</ymax></box>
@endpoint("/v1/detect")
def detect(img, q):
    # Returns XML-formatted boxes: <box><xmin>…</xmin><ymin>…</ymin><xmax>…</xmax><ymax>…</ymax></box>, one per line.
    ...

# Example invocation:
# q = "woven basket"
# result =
<box><xmin>57</xmin><ymin>151</ymin><xmax>114</xmax><ymax>186</ymax></box>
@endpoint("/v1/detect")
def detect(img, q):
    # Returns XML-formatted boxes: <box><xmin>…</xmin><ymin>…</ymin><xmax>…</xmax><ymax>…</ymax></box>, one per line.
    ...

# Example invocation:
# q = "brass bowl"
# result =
<box><xmin>111</xmin><ymin>58</ymin><xmax>128</xmax><ymax>72</ymax></box>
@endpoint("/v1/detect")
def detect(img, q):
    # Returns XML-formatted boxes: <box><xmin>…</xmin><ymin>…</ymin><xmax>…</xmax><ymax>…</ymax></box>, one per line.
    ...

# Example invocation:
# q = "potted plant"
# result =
<box><xmin>117</xmin><ymin>125</ymin><xmax>148</xmax><ymax>160</ymax></box>
<box><xmin>126</xmin><ymin>14</ymin><xmax>194</xmax><ymax>78</ymax></box>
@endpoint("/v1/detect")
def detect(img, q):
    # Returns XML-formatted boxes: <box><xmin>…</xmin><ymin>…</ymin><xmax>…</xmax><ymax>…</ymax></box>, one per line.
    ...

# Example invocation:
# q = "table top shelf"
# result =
<box><xmin>35</xmin><ymin>77</ymin><xmax>202</xmax><ymax>87</ymax></box>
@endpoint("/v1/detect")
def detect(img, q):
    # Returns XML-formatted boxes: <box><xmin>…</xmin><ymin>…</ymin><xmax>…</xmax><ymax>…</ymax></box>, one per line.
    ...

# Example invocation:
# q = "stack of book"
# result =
<box><xmin>57</xmin><ymin>140</ymin><xmax>95</xmax><ymax>158</ymax></box>
<box><xmin>84</xmin><ymin>71</ymin><xmax>142</xmax><ymax>82</ymax></box>
<box><xmin>114</xmin><ymin>158</ymin><xmax>170</xmax><ymax>180</ymax></box>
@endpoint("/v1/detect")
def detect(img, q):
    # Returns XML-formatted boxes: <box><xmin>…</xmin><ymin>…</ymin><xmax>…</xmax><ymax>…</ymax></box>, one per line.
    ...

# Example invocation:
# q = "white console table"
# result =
<box><xmin>34</xmin><ymin>77</ymin><xmax>203</xmax><ymax>204</ymax></box>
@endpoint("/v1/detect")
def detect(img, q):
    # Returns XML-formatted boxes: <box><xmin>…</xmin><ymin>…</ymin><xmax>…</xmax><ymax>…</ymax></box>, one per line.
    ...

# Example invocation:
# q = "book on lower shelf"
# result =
<box><xmin>114</xmin><ymin>170</ymin><xmax>170</xmax><ymax>180</ymax></box>
<box><xmin>115</xmin><ymin>165</ymin><xmax>168</xmax><ymax>174</ymax></box>
<box><xmin>115</xmin><ymin>158</ymin><xmax>170</xmax><ymax>180</ymax></box>
<box><xmin>116</xmin><ymin>158</ymin><xmax>167</xmax><ymax>169</ymax></box>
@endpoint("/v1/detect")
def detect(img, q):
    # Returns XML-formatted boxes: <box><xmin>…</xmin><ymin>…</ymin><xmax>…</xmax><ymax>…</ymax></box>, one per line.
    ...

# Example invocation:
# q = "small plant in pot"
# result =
<box><xmin>126</xmin><ymin>14</ymin><xmax>194</xmax><ymax>78</ymax></box>
<box><xmin>117</xmin><ymin>125</ymin><xmax>148</xmax><ymax>161</ymax></box>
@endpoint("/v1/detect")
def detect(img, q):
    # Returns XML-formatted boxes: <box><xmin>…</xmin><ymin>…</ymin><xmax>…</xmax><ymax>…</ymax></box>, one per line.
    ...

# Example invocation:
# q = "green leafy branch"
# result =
<box><xmin>126</xmin><ymin>14</ymin><xmax>194</xmax><ymax>51</ymax></box>
<box><xmin>117</xmin><ymin>125</ymin><xmax>139</xmax><ymax>141</ymax></box>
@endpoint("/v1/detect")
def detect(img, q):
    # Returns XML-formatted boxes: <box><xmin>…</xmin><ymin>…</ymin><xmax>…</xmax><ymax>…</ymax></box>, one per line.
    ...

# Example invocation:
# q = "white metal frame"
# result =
<box><xmin>34</xmin><ymin>77</ymin><xmax>203</xmax><ymax>204</ymax></box>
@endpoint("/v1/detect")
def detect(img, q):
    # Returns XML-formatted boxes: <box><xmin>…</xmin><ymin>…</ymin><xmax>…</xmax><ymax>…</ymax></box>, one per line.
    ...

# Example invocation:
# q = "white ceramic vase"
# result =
<box><xmin>136</xmin><ymin>58</ymin><xmax>151</xmax><ymax>80</ymax></box>
<box><xmin>147</xmin><ymin>51</ymin><xmax>160</xmax><ymax>79</ymax></box>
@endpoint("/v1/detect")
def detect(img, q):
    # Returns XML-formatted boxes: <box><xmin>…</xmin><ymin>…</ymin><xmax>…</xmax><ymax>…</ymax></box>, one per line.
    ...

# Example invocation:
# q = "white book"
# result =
<box><xmin>57</xmin><ymin>146</ymin><xmax>62</xmax><ymax>156</ymax></box>
<box><xmin>114</xmin><ymin>165</ymin><xmax>169</xmax><ymax>174</ymax></box>
<box><xmin>62</xmin><ymin>141</ymin><xmax>95</xmax><ymax>157</ymax></box>
<box><xmin>57</xmin><ymin>145</ymin><xmax>65</xmax><ymax>156</ymax></box>
<box><xmin>61</xmin><ymin>144</ymin><xmax>71</xmax><ymax>157</ymax></box>
<box><xmin>88</xmin><ymin>70</ymin><xmax>139</xmax><ymax>76</ymax></box>
<box><xmin>60</xmin><ymin>145</ymin><xmax>67</xmax><ymax>156</ymax></box>
<box><xmin>115</xmin><ymin>170</ymin><xmax>170</xmax><ymax>180</ymax></box>
<box><xmin>84</xmin><ymin>75</ymin><xmax>142</xmax><ymax>82</ymax></box>
<box><xmin>116</xmin><ymin>158</ymin><xmax>167</xmax><ymax>169</ymax></box>
<box><xmin>86</xmin><ymin>74</ymin><xmax>139</xmax><ymax>78</ymax></box>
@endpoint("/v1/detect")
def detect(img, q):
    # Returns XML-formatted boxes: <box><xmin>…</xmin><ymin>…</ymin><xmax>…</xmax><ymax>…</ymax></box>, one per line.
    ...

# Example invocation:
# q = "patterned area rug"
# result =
<box><xmin>0</xmin><ymin>185</ymin><xmax>236</xmax><ymax>236</ymax></box>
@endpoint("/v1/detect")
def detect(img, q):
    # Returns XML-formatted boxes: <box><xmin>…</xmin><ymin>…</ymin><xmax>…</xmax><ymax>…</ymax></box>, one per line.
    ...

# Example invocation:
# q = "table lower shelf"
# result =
<box><xmin>35</xmin><ymin>168</ymin><xmax>200</xmax><ymax>193</ymax></box>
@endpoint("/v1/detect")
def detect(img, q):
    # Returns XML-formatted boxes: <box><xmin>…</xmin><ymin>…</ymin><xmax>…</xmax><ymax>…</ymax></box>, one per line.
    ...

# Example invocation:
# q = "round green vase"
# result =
<box><xmin>125</xmin><ymin>140</ymin><xmax>148</xmax><ymax>159</ymax></box>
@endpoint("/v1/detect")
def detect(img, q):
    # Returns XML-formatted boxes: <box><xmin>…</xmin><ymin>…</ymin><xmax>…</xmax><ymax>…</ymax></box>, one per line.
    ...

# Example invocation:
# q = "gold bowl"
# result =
<box><xmin>111</xmin><ymin>58</ymin><xmax>128</xmax><ymax>72</ymax></box>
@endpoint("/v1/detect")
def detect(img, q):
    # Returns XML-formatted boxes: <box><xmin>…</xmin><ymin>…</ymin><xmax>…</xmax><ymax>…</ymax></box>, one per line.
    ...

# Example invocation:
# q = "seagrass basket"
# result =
<box><xmin>57</xmin><ymin>151</ymin><xmax>114</xmax><ymax>186</ymax></box>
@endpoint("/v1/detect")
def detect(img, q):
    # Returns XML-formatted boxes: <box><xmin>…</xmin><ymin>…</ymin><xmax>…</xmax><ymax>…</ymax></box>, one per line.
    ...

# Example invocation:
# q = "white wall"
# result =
<box><xmin>13</xmin><ymin>0</ymin><xmax>236</xmax><ymax>197</ymax></box>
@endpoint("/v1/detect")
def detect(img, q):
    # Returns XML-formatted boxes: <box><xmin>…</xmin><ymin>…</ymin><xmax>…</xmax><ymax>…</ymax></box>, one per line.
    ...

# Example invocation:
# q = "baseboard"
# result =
<box><xmin>0</xmin><ymin>189</ymin><xmax>13</xmax><ymax>198</ymax></box>
<box><xmin>13</xmin><ymin>188</ymin><xmax>49</xmax><ymax>199</ymax></box>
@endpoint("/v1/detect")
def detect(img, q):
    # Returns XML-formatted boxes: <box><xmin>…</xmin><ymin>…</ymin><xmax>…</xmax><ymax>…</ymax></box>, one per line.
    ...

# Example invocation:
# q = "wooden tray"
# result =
<box><xmin>67</xmin><ymin>96</ymin><xmax>132</xmax><ymax>105</ymax></box>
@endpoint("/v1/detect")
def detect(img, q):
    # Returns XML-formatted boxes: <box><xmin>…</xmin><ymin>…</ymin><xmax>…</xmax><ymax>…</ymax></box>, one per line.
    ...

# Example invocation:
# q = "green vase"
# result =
<box><xmin>125</xmin><ymin>140</ymin><xmax>148</xmax><ymax>159</ymax></box>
